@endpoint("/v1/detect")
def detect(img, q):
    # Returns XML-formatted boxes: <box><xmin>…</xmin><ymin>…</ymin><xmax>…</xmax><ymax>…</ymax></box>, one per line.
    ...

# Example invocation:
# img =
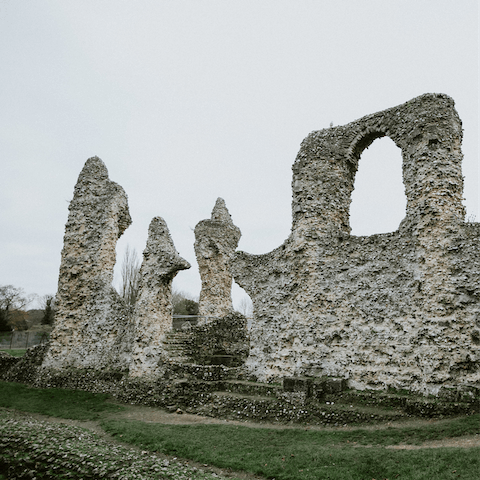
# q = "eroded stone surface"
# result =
<box><xmin>129</xmin><ymin>217</ymin><xmax>190</xmax><ymax>378</ymax></box>
<box><xmin>194</xmin><ymin>198</ymin><xmax>241</xmax><ymax>319</ymax></box>
<box><xmin>231</xmin><ymin>93</ymin><xmax>480</xmax><ymax>394</ymax></box>
<box><xmin>43</xmin><ymin>157</ymin><xmax>133</xmax><ymax>371</ymax></box>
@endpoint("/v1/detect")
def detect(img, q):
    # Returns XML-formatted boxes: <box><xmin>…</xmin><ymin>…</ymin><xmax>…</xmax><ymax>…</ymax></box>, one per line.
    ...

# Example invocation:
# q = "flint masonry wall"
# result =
<box><xmin>130</xmin><ymin>217</ymin><xmax>190</xmax><ymax>378</ymax></box>
<box><xmin>43</xmin><ymin>157</ymin><xmax>133</xmax><ymax>371</ymax></box>
<box><xmin>232</xmin><ymin>93</ymin><xmax>480</xmax><ymax>394</ymax></box>
<box><xmin>43</xmin><ymin>158</ymin><xmax>189</xmax><ymax>377</ymax></box>
<box><xmin>194</xmin><ymin>198</ymin><xmax>241</xmax><ymax>319</ymax></box>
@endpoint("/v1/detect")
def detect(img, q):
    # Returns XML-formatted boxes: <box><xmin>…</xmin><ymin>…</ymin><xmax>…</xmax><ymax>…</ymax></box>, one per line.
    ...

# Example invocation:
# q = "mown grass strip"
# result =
<box><xmin>101</xmin><ymin>414</ymin><xmax>480</xmax><ymax>448</ymax></box>
<box><xmin>0</xmin><ymin>349</ymin><xmax>26</xmax><ymax>357</ymax></box>
<box><xmin>101</xmin><ymin>420</ymin><xmax>480</xmax><ymax>480</ymax></box>
<box><xmin>0</xmin><ymin>381</ymin><xmax>124</xmax><ymax>420</ymax></box>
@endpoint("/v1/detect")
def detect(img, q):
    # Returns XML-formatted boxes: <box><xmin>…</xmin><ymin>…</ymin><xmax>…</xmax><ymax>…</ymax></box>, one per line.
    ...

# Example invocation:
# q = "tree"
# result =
<box><xmin>237</xmin><ymin>295</ymin><xmax>253</xmax><ymax>317</ymax></box>
<box><xmin>172</xmin><ymin>287</ymin><xmax>199</xmax><ymax>315</ymax></box>
<box><xmin>0</xmin><ymin>285</ymin><xmax>32</xmax><ymax>331</ymax></box>
<box><xmin>118</xmin><ymin>245</ymin><xmax>141</xmax><ymax>307</ymax></box>
<box><xmin>41</xmin><ymin>294</ymin><xmax>56</xmax><ymax>325</ymax></box>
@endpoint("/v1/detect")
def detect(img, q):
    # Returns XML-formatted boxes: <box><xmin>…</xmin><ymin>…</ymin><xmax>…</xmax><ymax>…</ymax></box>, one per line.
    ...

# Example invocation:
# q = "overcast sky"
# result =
<box><xmin>1</xmin><ymin>0</ymin><xmax>478</xmax><ymax>309</ymax></box>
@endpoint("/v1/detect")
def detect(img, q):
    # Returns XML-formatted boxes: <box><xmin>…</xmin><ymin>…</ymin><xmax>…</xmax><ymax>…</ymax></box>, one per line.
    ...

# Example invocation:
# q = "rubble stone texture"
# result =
<box><xmin>129</xmin><ymin>217</ymin><xmax>190</xmax><ymax>378</ymax></box>
<box><xmin>194</xmin><ymin>198</ymin><xmax>241</xmax><ymax>319</ymax></box>
<box><xmin>43</xmin><ymin>157</ymin><xmax>133</xmax><ymax>371</ymax></box>
<box><xmin>231</xmin><ymin>93</ymin><xmax>480</xmax><ymax>394</ymax></box>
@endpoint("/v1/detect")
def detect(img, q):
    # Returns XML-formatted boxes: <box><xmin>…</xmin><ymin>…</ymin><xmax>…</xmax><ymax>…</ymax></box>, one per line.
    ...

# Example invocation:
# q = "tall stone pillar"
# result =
<box><xmin>43</xmin><ymin>156</ymin><xmax>132</xmax><ymax>371</ymax></box>
<box><xmin>194</xmin><ymin>198</ymin><xmax>241</xmax><ymax>320</ymax></box>
<box><xmin>129</xmin><ymin>217</ymin><xmax>190</xmax><ymax>378</ymax></box>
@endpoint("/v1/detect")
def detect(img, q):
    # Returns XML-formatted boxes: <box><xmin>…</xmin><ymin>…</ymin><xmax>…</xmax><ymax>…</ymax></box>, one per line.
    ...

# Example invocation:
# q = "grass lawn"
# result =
<box><xmin>0</xmin><ymin>381</ymin><xmax>124</xmax><ymax>420</ymax></box>
<box><xmin>1</xmin><ymin>380</ymin><xmax>479</xmax><ymax>479</ymax></box>
<box><xmin>0</xmin><ymin>348</ymin><xmax>27</xmax><ymax>357</ymax></box>
<box><xmin>101</xmin><ymin>419</ymin><xmax>480</xmax><ymax>480</ymax></box>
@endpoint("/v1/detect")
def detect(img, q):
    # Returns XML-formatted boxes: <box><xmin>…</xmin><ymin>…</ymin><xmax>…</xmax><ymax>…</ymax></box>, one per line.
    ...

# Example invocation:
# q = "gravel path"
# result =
<box><xmin>21</xmin><ymin>401</ymin><xmax>480</xmax><ymax>448</ymax></box>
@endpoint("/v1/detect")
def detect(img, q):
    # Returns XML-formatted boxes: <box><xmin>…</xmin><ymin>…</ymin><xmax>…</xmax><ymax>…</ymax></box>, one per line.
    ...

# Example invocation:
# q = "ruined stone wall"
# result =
<box><xmin>232</xmin><ymin>93</ymin><xmax>480</xmax><ymax>395</ymax></box>
<box><xmin>43</xmin><ymin>157</ymin><xmax>133</xmax><ymax>371</ymax></box>
<box><xmin>194</xmin><ymin>198</ymin><xmax>241</xmax><ymax>319</ymax></box>
<box><xmin>129</xmin><ymin>217</ymin><xmax>190</xmax><ymax>378</ymax></box>
<box><xmin>42</xmin><ymin>158</ymin><xmax>191</xmax><ymax>378</ymax></box>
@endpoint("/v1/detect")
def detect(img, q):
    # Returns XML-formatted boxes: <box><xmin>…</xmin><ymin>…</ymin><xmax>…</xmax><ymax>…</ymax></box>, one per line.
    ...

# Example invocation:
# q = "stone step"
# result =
<box><xmin>192</xmin><ymin>390</ymin><xmax>406</xmax><ymax>425</ymax></box>
<box><xmin>164</xmin><ymin>337</ymin><xmax>190</xmax><ymax>344</ymax></box>
<box><xmin>220</xmin><ymin>379</ymin><xmax>281</xmax><ymax>397</ymax></box>
<box><xmin>163</xmin><ymin>345</ymin><xmax>186</xmax><ymax>352</ymax></box>
<box><xmin>165</xmin><ymin>331</ymin><xmax>190</xmax><ymax>338</ymax></box>
<box><xmin>330</xmin><ymin>390</ymin><xmax>479</xmax><ymax>417</ymax></box>
<box><xmin>166</xmin><ymin>363</ymin><xmax>242</xmax><ymax>381</ymax></box>
<box><xmin>168</xmin><ymin>358</ymin><xmax>190</xmax><ymax>364</ymax></box>
<box><xmin>164</xmin><ymin>345</ymin><xmax>184</xmax><ymax>350</ymax></box>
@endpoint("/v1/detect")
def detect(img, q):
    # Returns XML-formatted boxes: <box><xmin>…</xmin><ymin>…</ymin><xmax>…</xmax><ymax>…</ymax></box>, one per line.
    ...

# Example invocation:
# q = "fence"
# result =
<box><xmin>173</xmin><ymin>315</ymin><xmax>208</xmax><ymax>330</ymax></box>
<box><xmin>0</xmin><ymin>315</ymin><xmax>253</xmax><ymax>348</ymax></box>
<box><xmin>0</xmin><ymin>331</ymin><xmax>50</xmax><ymax>350</ymax></box>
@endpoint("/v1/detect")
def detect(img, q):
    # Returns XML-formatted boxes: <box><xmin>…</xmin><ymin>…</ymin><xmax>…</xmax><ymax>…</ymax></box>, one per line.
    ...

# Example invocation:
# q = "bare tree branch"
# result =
<box><xmin>0</xmin><ymin>285</ymin><xmax>33</xmax><ymax>331</ymax></box>
<box><xmin>118</xmin><ymin>245</ymin><xmax>141</xmax><ymax>306</ymax></box>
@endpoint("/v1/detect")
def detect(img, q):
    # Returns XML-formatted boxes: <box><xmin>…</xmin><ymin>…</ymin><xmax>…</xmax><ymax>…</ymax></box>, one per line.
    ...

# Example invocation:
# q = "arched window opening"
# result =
<box><xmin>349</xmin><ymin>137</ymin><xmax>406</xmax><ymax>236</ymax></box>
<box><xmin>232</xmin><ymin>282</ymin><xmax>254</xmax><ymax>328</ymax></box>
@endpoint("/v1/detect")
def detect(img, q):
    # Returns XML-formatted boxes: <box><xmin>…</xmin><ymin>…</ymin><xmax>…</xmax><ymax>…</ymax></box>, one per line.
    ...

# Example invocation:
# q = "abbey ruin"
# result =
<box><xmin>232</xmin><ymin>93</ymin><xmax>479</xmax><ymax>395</ymax></box>
<box><xmin>37</xmin><ymin>93</ymin><xmax>480</xmax><ymax>397</ymax></box>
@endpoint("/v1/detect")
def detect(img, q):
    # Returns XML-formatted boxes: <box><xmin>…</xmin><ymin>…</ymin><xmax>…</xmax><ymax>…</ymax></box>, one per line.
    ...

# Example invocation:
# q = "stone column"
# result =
<box><xmin>129</xmin><ymin>217</ymin><xmax>190</xmax><ymax>378</ymax></box>
<box><xmin>194</xmin><ymin>198</ymin><xmax>241</xmax><ymax>320</ymax></box>
<box><xmin>43</xmin><ymin>156</ymin><xmax>132</xmax><ymax>371</ymax></box>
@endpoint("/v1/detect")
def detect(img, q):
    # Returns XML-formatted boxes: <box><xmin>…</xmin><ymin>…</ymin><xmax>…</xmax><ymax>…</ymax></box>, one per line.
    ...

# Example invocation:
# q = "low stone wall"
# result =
<box><xmin>1</xmin><ymin>344</ymin><xmax>478</xmax><ymax>427</ymax></box>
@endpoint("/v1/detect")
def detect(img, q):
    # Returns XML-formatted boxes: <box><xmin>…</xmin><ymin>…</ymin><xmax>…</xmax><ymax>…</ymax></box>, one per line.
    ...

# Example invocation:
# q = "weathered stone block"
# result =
<box><xmin>322</xmin><ymin>377</ymin><xmax>347</xmax><ymax>394</ymax></box>
<box><xmin>283</xmin><ymin>376</ymin><xmax>312</xmax><ymax>393</ymax></box>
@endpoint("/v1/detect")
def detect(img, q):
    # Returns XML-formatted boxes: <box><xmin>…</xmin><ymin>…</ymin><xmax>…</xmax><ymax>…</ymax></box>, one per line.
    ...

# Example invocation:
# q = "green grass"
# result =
<box><xmin>0</xmin><ymin>348</ymin><xmax>27</xmax><ymax>356</ymax></box>
<box><xmin>0</xmin><ymin>381</ymin><xmax>124</xmax><ymax>420</ymax></box>
<box><xmin>101</xmin><ymin>415</ymin><xmax>480</xmax><ymax>449</ymax></box>
<box><xmin>1</xmin><ymin>381</ymin><xmax>479</xmax><ymax>479</ymax></box>
<box><xmin>101</xmin><ymin>420</ymin><xmax>480</xmax><ymax>480</ymax></box>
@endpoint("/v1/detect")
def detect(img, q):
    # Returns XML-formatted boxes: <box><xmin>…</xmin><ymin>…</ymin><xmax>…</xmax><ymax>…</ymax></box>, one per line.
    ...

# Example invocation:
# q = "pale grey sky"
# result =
<box><xmin>0</xmin><ymin>0</ymin><xmax>478</xmax><ymax>308</ymax></box>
